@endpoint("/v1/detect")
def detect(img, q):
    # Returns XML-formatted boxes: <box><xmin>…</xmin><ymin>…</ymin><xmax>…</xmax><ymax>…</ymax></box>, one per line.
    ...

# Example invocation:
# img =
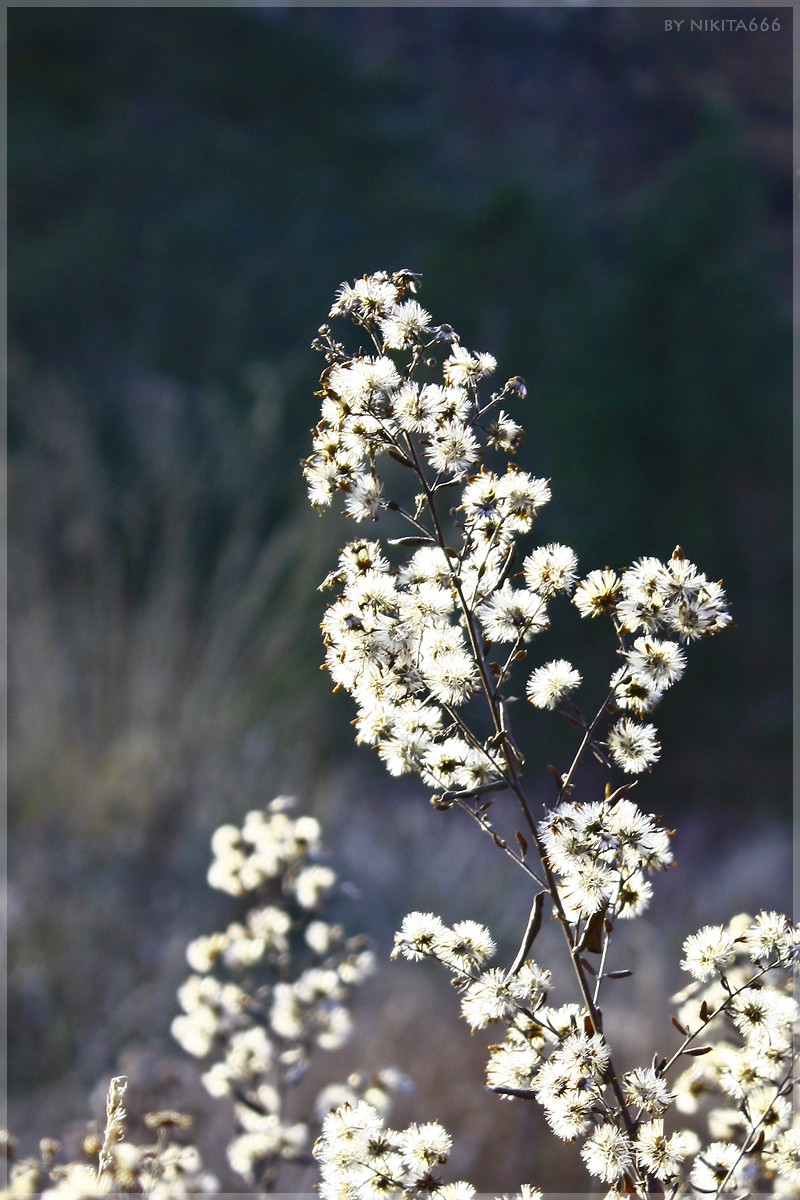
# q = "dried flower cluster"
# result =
<box><xmin>302</xmin><ymin>273</ymin><xmax>796</xmax><ymax>1197</ymax></box>
<box><xmin>2</xmin><ymin>1080</ymin><xmax>217</xmax><ymax>1198</ymax></box>
<box><xmin>313</xmin><ymin>1100</ymin><xmax>541</xmax><ymax>1200</ymax></box>
<box><xmin>171</xmin><ymin>795</ymin><xmax>401</xmax><ymax>1187</ymax></box>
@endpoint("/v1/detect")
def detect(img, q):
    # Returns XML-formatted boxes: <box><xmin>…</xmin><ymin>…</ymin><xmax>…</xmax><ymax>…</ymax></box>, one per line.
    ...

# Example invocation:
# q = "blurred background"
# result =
<box><xmin>7</xmin><ymin>5</ymin><xmax>792</xmax><ymax>1191</ymax></box>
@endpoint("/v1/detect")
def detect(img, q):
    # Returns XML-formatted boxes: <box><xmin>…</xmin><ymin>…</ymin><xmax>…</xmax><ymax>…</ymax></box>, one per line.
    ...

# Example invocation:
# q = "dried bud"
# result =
<box><xmin>144</xmin><ymin>1110</ymin><xmax>194</xmax><ymax>1130</ymax></box>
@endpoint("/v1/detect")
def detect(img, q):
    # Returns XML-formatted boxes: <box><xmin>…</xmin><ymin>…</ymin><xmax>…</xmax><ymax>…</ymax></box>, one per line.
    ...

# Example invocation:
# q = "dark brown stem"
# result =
<box><xmin>558</xmin><ymin>688</ymin><xmax>614</xmax><ymax>799</ymax></box>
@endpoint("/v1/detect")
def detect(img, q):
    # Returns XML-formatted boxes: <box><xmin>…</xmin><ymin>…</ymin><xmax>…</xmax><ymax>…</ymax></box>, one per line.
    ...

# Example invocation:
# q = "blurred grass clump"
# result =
<box><xmin>8</xmin><ymin>5</ymin><xmax>790</xmax><ymax>1186</ymax></box>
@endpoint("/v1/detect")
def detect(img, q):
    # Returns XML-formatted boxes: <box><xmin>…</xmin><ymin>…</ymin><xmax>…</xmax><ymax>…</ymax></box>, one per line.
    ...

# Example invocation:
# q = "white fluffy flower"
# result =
<box><xmin>488</xmin><ymin>410</ymin><xmax>524</xmax><ymax>452</ymax></box>
<box><xmin>423</xmin><ymin>648</ymin><xmax>478</xmax><ymax>706</ymax></box>
<box><xmin>610</xmin><ymin>665</ymin><xmax>663</xmax><ymax>716</ymax></box>
<box><xmin>400</xmin><ymin>1120</ymin><xmax>452</xmax><ymax>1170</ymax></box>
<box><xmin>460</xmin><ymin>969</ymin><xmax>516</xmax><ymax>1029</ymax></box>
<box><xmin>625</xmin><ymin>636</ymin><xmax>686</xmax><ymax>689</ymax></box>
<box><xmin>681</xmin><ymin>925</ymin><xmax>736</xmax><ymax>981</ymax></box>
<box><xmin>479</xmin><ymin>583</ymin><xmax>548</xmax><ymax>644</ymax></box>
<box><xmin>522</xmin><ymin>543</ymin><xmax>578</xmax><ymax>597</ymax></box>
<box><xmin>744</xmin><ymin>910</ymin><xmax>790</xmax><ymax>962</ymax></box>
<box><xmin>330</xmin><ymin>274</ymin><xmax>399</xmax><ymax>319</ymax></box>
<box><xmin>580</xmin><ymin>1124</ymin><xmax>633</xmax><ymax>1182</ymax></box>
<box><xmin>635</xmin><ymin>1120</ymin><xmax>690</xmax><ymax>1180</ymax></box>
<box><xmin>379</xmin><ymin>299</ymin><xmax>431</xmax><ymax>348</ymax></box>
<box><xmin>689</xmin><ymin>1141</ymin><xmax>740</xmax><ymax>1192</ymax></box>
<box><xmin>186</xmin><ymin>933</ymin><xmax>227</xmax><ymax>973</ymax></box>
<box><xmin>392</xmin><ymin>911</ymin><xmax>449</xmax><ymax>961</ymax></box>
<box><xmin>730</xmin><ymin>986</ymin><xmax>797</xmax><ymax>1045</ymax></box>
<box><xmin>573</xmin><ymin>569</ymin><xmax>620</xmax><ymax>618</ymax></box>
<box><xmin>294</xmin><ymin>864</ymin><xmax>336</xmax><ymax>909</ymax></box>
<box><xmin>622</xmin><ymin>1067</ymin><xmax>674</xmax><ymax>1115</ymax></box>
<box><xmin>526</xmin><ymin>660</ymin><xmax>582</xmax><ymax>709</ymax></box>
<box><xmin>763</xmin><ymin>1128</ymin><xmax>800</xmax><ymax>1184</ymax></box>
<box><xmin>496</xmin><ymin>469</ymin><xmax>550</xmax><ymax>531</ymax></box>
<box><xmin>486</xmin><ymin>1039</ymin><xmax>541</xmax><ymax>1093</ymax></box>
<box><xmin>425</xmin><ymin>419</ymin><xmax>479</xmax><ymax>477</ymax></box>
<box><xmin>438</xmin><ymin>920</ymin><xmax>497</xmax><ymax>969</ymax></box>
<box><xmin>607</xmin><ymin>718</ymin><xmax>660</xmax><ymax>774</ymax></box>
<box><xmin>344</xmin><ymin>472</ymin><xmax>384</xmax><ymax>522</ymax></box>
<box><xmin>306</xmin><ymin>920</ymin><xmax>334</xmax><ymax>955</ymax></box>
<box><xmin>443</xmin><ymin>345</ymin><xmax>496</xmax><ymax>386</ymax></box>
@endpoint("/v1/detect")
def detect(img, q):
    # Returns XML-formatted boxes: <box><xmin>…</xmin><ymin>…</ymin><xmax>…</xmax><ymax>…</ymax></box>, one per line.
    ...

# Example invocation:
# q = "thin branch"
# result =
<box><xmin>713</xmin><ymin>1051</ymin><xmax>797</xmax><ymax>1196</ymax></box>
<box><xmin>486</xmin><ymin>1085</ymin><xmax>537</xmax><ymax>1100</ymax></box>
<box><xmin>455</xmin><ymin>799</ymin><xmax>546</xmax><ymax>888</ymax></box>
<box><xmin>558</xmin><ymin>688</ymin><xmax>615</xmax><ymax>799</ymax></box>
<box><xmin>592</xmin><ymin>926</ymin><xmax>613</xmax><ymax>1006</ymax></box>
<box><xmin>662</xmin><ymin>962</ymin><xmax>774</xmax><ymax>1076</ymax></box>
<box><xmin>438</xmin><ymin>780</ymin><xmax>509</xmax><ymax>804</ymax></box>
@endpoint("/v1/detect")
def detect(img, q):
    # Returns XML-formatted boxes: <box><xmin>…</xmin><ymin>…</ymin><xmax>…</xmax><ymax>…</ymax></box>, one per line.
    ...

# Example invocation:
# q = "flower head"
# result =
<box><xmin>681</xmin><ymin>925</ymin><xmax>736</xmax><ymax>981</ymax></box>
<box><xmin>580</xmin><ymin>1125</ymin><xmax>633</xmax><ymax>1182</ymax></box>
<box><xmin>526</xmin><ymin>660</ymin><xmax>582</xmax><ymax>710</ymax></box>
<box><xmin>607</xmin><ymin>718</ymin><xmax>660</xmax><ymax>774</ymax></box>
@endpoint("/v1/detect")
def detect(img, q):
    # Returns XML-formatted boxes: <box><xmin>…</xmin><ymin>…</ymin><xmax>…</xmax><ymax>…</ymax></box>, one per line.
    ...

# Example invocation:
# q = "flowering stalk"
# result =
<box><xmin>303</xmin><ymin>272</ymin><xmax>797</xmax><ymax>1197</ymax></box>
<box><xmin>170</xmin><ymin>795</ymin><xmax>406</xmax><ymax>1190</ymax></box>
<box><xmin>2</xmin><ymin>1082</ymin><xmax>217</xmax><ymax>1197</ymax></box>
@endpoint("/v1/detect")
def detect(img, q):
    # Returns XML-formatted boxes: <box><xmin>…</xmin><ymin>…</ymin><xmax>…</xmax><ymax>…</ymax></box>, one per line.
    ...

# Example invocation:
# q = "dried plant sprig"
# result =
<box><xmin>313</xmin><ymin>1100</ymin><xmax>542</xmax><ymax>1200</ymax></box>
<box><xmin>171</xmin><ymin>794</ymin><xmax>406</xmax><ymax>1190</ymax></box>
<box><xmin>302</xmin><ymin>273</ymin><xmax>796</xmax><ymax>1198</ymax></box>
<box><xmin>1</xmin><ymin>1080</ymin><xmax>218</xmax><ymax>1198</ymax></box>
<box><xmin>97</xmin><ymin>1076</ymin><xmax>127</xmax><ymax>1178</ymax></box>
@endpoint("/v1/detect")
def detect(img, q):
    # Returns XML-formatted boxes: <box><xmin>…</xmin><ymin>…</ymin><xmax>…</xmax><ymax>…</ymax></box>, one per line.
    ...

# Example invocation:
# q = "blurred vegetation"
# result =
<box><xmin>8</xmin><ymin>5</ymin><xmax>791</xmax><ymax>1186</ymax></box>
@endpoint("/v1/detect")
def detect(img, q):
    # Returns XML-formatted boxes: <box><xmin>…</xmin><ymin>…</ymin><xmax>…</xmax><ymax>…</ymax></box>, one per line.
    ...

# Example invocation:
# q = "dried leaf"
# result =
<box><xmin>508</xmin><ymin>891</ymin><xmax>545</xmax><ymax>976</ymax></box>
<box><xmin>387</xmin><ymin>446</ymin><xmax>415</xmax><ymax>469</ymax></box>
<box><xmin>547</xmin><ymin>765</ymin><xmax>563</xmax><ymax>790</ymax></box>
<box><xmin>515</xmin><ymin>830</ymin><xmax>528</xmax><ymax>859</ymax></box>
<box><xmin>590</xmin><ymin>743</ymin><xmax>610</xmax><ymax>767</ymax></box>
<box><xmin>671</xmin><ymin>1016</ymin><xmax>687</xmax><ymax>1035</ymax></box>
<box><xmin>580</xmin><ymin>910</ymin><xmax>606</xmax><ymax>954</ymax></box>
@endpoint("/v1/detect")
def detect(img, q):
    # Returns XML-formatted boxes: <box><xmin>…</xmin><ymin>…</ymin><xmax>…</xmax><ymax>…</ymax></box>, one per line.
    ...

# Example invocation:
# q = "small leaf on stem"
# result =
<box><xmin>580</xmin><ymin>910</ymin><xmax>606</xmax><ymax>954</ymax></box>
<box><xmin>548</xmin><ymin>765</ymin><xmax>563</xmax><ymax>791</ymax></box>
<box><xmin>387</xmin><ymin>446</ymin><xmax>415</xmax><ymax>469</ymax></box>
